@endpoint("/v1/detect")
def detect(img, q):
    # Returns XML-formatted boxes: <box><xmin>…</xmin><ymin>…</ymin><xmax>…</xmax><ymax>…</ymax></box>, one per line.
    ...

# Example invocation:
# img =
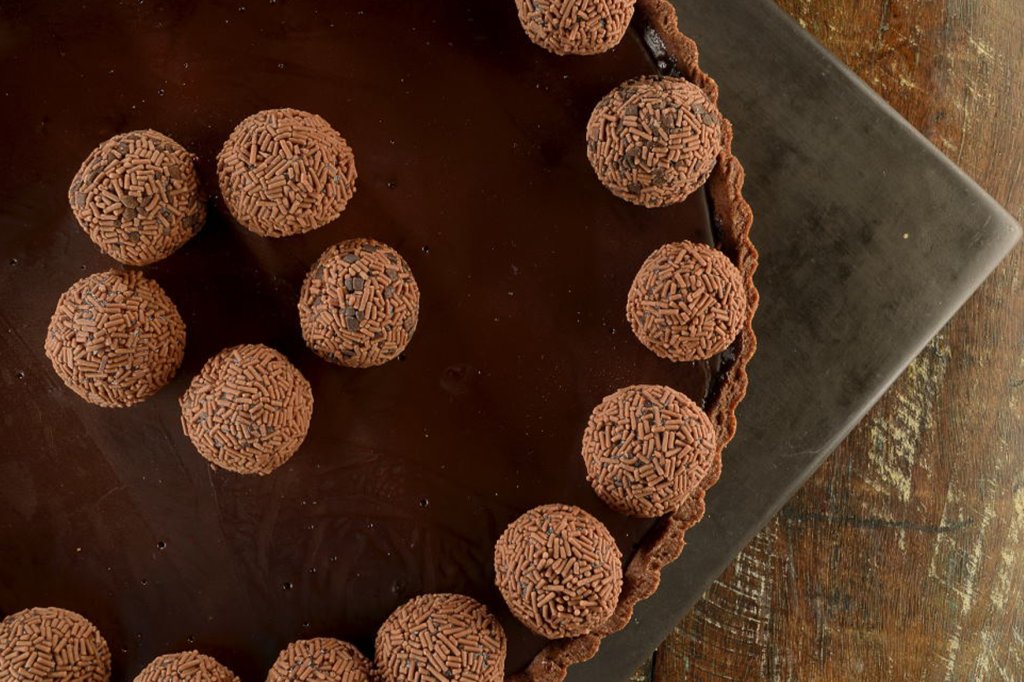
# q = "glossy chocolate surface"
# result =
<box><xmin>0</xmin><ymin>1</ymin><xmax>717</xmax><ymax>678</ymax></box>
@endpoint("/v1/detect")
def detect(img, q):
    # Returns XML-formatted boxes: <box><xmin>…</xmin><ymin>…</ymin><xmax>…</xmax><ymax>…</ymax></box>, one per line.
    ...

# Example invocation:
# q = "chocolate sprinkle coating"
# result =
<box><xmin>217</xmin><ymin>108</ymin><xmax>357</xmax><ymax>237</ymax></box>
<box><xmin>375</xmin><ymin>593</ymin><xmax>506</xmax><ymax>682</ymax></box>
<box><xmin>44</xmin><ymin>270</ymin><xmax>186</xmax><ymax>408</ymax></box>
<box><xmin>581</xmin><ymin>385</ymin><xmax>716</xmax><ymax>517</ymax></box>
<box><xmin>180</xmin><ymin>344</ymin><xmax>314</xmax><ymax>476</ymax></box>
<box><xmin>266</xmin><ymin>638</ymin><xmax>373</xmax><ymax>682</ymax></box>
<box><xmin>68</xmin><ymin>130</ymin><xmax>205</xmax><ymax>265</ymax></box>
<box><xmin>133</xmin><ymin>651</ymin><xmax>240</xmax><ymax>682</ymax></box>
<box><xmin>493</xmin><ymin>504</ymin><xmax>623</xmax><ymax>640</ymax></box>
<box><xmin>586</xmin><ymin>76</ymin><xmax>722</xmax><ymax>207</ymax></box>
<box><xmin>299</xmin><ymin>238</ymin><xmax>420</xmax><ymax>368</ymax></box>
<box><xmin>514</xmin><ymin>0</ymin><xmax>636</xmax><ymax>56</ymax></box>
<box><xmin>627</xmin><ymin>240</ymin><xmax>746</xmax><ymax>362</ymax></box>
<box><xmin>0</xmin><ymin>607</ymin><xmax>111</xmax><ymax>682</ymax></box>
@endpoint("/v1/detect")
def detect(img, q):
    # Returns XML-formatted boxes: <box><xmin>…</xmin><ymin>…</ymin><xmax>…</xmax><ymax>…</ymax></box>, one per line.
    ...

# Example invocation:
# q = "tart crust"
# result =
<box><xmin>513</xmin><ymin>2</ymin><xmax>759</xmax><ymax>679</ymax></box>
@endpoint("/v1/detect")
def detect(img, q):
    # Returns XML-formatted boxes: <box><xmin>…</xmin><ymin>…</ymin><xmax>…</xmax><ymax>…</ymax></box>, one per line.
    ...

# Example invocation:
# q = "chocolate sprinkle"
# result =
<box><xmin>68</xmin><ymin>130</ymin><xmax>205</xmax><ymax>265</ymax></box>
<box><xmin>493</xmin><ymin>504</ymin><xmax>622</xmax><ymax>640</ymax></box>
<box><xmin>586</xmin><ymin>76</ymin><xmax>723</xmax><ymax>207</ymax></box>
<box><xmin>627</xmin><ymin>240</ymin><xmax>746</xmax><ymax>362</ymax></box>
<box><xmin>133</xmin><ymin>650</ymin><xmax>240</xmax><ymax>682</ymax></box>
<box><xmin>44</xmin><ymin>269</ymin><xmax>186</xmax><ymax>408</ymax></box>
<box><xmin>0</xmin><ymin>607</ymin><xmax>111</xmax><ymax>682</ymax></box>
<box><xmin>266</xmin><ymin>638</ymin><xmax>373</xmax><ymax>682</ymax></box>
<box><xmin>514</xmin><ymin>0</ymin><xmax>636</xmax><ymax>56</ymax></box>
<box><xmin>581</xmin><ymin>385</ymin><xmax>716</xmax><ymax>517</ymax></box>
<box><xmin>217</xmin><ymin>108</ymin><xmax>357</xmax><ymax>237</ymax></box>
<box><xmin>179</xmin><ymin>344</ymin><xmax>314</xmax><ymax>476</ymax></box>
<box><xmin>298</xmin><ymin>239</ymin><xmax>420</xmax><ymax>368</ymax></box>
<box><xmin>375</xmin><ymin>593</ymin><xmax>506</xmax><ymax>682</ymax></box>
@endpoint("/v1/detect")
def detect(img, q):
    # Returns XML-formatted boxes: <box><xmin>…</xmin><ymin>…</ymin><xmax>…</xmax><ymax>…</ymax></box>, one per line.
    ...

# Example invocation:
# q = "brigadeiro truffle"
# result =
<box><xmin>217</xmin><ymin>108</ymin><xmax>357</xmax><ymax>237</ymax></box>
<box><xmin>68</xmin><ymin>130</ymin><xmax>205</xmax><ymax>265</ymax></box>
<box><xmin>266</xmin><ymin>638</ymin><xmax>373</xmax><ymax>682</ymax></box>
<box><xmin>375</xmin><ymin>593</ymin><xmax>506</xmax><ymax>682</ymax></box>
<box><xmin>180</xmin><ymin>344</ymin><xmax>313</xmax><ymax>475</ymax></box>
<box><xmin>44</xmin><ymin>270</ymin><xmax>186</xmax><ymax>408</ymax></box>
<box><xmin>0</xmin><ymin>607</ymin><xmax>111</xmax><ymax>682</ymax></box>
<box><xmin>586</xmin><ymin>76</ymin><xmax>723</xmax><ymax>207</ymax></box>
<box><xmin>627</xmin><ymin>240</ymin><xmax>746</xmax><ymax>362</ymax></box>
<box><xmin>298</xmin><ymin>238</ymin><xmax>420</xmax><ymax>368</ymax></box>
<box><xmin>515</xmin><ymin>0</ymin><xmax>636</xmax><ymax>55</ymax></box>
<box><xmin>581</xmin><ymin>384</ymin><xmax>717</xmax><ymax>517</ymax></box>
<box><xmin>133</xmin><ymin>651</ymin><xmax>240</xmax><ymax>682</ymax></box>
<box><xmin>493</xmin><ymin>504</ymin><xmax>622</xmax><ymax>639</ymax></box>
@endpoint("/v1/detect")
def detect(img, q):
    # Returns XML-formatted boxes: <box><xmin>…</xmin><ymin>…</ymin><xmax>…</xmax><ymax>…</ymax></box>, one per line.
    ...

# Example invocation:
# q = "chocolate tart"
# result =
<box><xmin>0</xmin><ymin>1</ymin><xmax>756</xmax><ymax>680</ymax></box>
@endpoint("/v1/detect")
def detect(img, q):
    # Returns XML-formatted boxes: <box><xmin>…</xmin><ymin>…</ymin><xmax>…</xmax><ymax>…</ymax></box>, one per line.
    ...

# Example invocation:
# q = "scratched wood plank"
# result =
<box><xmin>641</xmin><ymin>0</ymin><xmax>1024</xmax><ymax>679</ymax></box>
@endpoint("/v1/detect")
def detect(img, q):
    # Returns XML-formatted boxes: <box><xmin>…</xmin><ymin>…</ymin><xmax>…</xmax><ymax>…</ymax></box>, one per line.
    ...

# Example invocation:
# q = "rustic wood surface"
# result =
<box><xmin>635</xmin><ymin>0</ymin><xmax>1024</xmax><ymax>680</ymax></box>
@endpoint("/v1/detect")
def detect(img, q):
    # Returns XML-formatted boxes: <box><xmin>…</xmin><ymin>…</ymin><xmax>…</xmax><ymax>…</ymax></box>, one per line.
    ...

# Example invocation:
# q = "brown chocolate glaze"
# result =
<box><xmin>0</xmin><ymin>1</ymin><xmax>718</xmax><ymax>679</ymax></box>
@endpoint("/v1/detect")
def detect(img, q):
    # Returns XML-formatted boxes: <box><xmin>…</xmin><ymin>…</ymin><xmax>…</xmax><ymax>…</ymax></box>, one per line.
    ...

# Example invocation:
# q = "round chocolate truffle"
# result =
<box><xmin>493</xmin><ymin>504</ymin><xmax>622</xmax><ymax>639</ymax></box>
<box><xmin>133</xmin><ymin>651</ymin><xmax>240</xmax><ymax>682</ymax></box>
<box><xmin>375</xmin><ymin>594</ymin><xmax>506</xmax><ymax>682</ymax></box>
<box><xmin>515</xmin><ymin>0</ymin><xmax>635</xmax><ymax>55</ymax></box>
<box><xmin>180</xmin><ymin>344</ymin><xmax>313</xmax><ymax>475</ymax></box>
<box><xmin>586</xmin><ymin>76</ymin><xmax>723</xmax><ymax>207</ymax></box>
<box><xmin>0</xmin><ymin>607</ymin><xmax>111</xmax><ymax>682</ymax></box>
<box><xmin>266</xmin><ymin>638</ymin><xmax>373</xmax><ymax>682</ymax></box>
<box><xmin>68</xmin><ymin>130</ymin><xmax>205</xmax><ymax>265</ymax></box>
<box><xmin>627</xmin><ymin>240</ymin><xmax>746</xmax><ymax>362</ymax></box>
<box><xmin>217</xmin><ymin>108</ymin><xmax>357</xmax><ymax>237</ymax></box>
<box><xmin>44</xmin><ymin>270</ymin><xmax>186</xmax><ymax>408</ymax></box>
<box><xmin>581</xmin><ymin>384</ymin><xmax>717</xmax><ymax>517</ymax></box>
<box><xmin>298</xmin><ymin>239</ymin><xmax>420</xmax><ymax>368</ymax></box>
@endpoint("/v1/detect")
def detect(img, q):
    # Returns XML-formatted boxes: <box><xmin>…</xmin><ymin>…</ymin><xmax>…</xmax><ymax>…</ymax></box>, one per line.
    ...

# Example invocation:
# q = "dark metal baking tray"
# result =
<box><xmin>572</xmin><ymin>0</ymin><xmax>1022</xmax><ymax>679</ymax></box>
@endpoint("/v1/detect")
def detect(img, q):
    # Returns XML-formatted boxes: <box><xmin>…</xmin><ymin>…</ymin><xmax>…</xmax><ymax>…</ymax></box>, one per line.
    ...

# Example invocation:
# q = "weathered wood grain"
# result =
<box><xmin>643</xmin><ymin>0</ymin><xmax>1024</xmax><ymax>679</ymax></box>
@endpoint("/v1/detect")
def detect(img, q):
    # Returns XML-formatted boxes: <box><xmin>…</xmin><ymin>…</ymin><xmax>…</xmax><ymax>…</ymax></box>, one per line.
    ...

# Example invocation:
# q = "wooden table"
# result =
<box><xmin>635</xmin><ymin>1</ymin><xmax>1024</xmax><ymax>679</ymax></box>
